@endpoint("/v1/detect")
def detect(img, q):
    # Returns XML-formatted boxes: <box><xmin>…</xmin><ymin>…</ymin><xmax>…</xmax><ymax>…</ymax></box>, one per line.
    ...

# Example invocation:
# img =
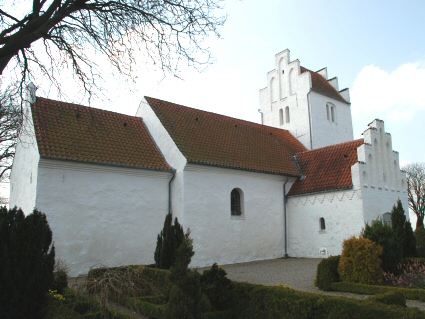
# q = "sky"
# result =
<box><xmin>5</xmin><ymin>1</ymin><xmax>425</xmax><ymax>211</ymax></box>
<box><xmin>41</xmin><ymin>0</ymin><xmax>425</xmax><ymax>167</ymax></box>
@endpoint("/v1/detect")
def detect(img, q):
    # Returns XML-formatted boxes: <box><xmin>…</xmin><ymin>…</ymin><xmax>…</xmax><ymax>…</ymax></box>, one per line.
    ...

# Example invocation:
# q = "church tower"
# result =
<box><xmin>259</xmin><ymin>50</ymin><xmax>354</xmax><ymax>150</ymax></box>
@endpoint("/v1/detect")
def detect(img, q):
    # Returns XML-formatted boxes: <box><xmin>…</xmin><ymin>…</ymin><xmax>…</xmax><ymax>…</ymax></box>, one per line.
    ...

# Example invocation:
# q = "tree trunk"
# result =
<box><xmin>416</xmin><ymin>216</ymin><xmax>424</xmax><ymax>229</ymax></box>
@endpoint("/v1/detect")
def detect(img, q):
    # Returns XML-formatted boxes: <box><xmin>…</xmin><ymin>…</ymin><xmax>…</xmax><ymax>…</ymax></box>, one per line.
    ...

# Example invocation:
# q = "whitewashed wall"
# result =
<box><xmin>9</xmin><ymin>102</ymin><xmax>40</xmax><ymax>214</ymax></box>
<box><xmin>35</xmin><ymin>159</ymin><xmax>172</xmax><ymax>276</ymax></box>
<box><xmin>183</xmin><ymin>164</ymin><xmax>295</xmax><ymax>267</ymax></box>
<box><xmin>287</xmin><ymin>189</ymin><xmax>365</xmax><ymax>258</ymax></box>
<box><xmin>308</xmin><ymin>92</ymin><xmax>353</xmax><ymax>149</ymax></box>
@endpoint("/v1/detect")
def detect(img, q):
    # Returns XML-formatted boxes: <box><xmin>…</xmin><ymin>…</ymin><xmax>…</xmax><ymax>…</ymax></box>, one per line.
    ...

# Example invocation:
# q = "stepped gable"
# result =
<box><xmin>288</xmin><ymin>139</ymin><xmax>364</xmax><ymax>196</ymax></box>
<box><xmin>300</xmin><ymin>66</ymin><xmax>348</xmax><ymax>103</ymax></box>
<box><xmin>145</xmin><ymin>96</ymin><xmax>307</xmax><ymax>176</ymax></box>
<box><xmin>32</xmin><ymin>97</ymin><xmax>172</xmax><ymax>171</ymax></box>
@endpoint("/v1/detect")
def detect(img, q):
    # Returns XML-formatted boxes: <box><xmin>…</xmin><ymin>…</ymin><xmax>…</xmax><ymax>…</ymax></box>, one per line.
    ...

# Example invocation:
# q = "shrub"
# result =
<box><xmin>391</xmin><ymin>199</ymin><xmax>417</xmax><ymax>257</ymax></box>
<box><xmin>154</xmin><ymin>213</ymin><xmax>185</xmax><ymax>269</ymax></box>
<box><xmin>384</xmin><ymin>260</ymin><xmax>425</xmax><ymax>288</ymax></box>
<box><xmin>338</xmin><ymin>236</ymin><xmax>383</xmax><ymax>285</ymax></box>
<box><xmin>367</xmin><ymin>291</ymin><xmax>406</xmax><ymax>307</ymax></box>
<box><xmin>164</xmin><ymin>230</ymin><xmax>211</xmax><ymax>319</ymax></box>
<box><xmin>315</xmin><ymin>255</ymin><xmax>341</xmax><ymax>291</ymax></box>
<box><xmin>200</xmin><ymin>263</ymin><xmax>234</xmax><ymax>311</ymax></box>
<box><xmin>0</xmin><ymin>207</ymin><xmax>55</xmax><ymax>319</ymax></box>
<box><xmin>51</xmin><ymin>259</ymin><xmax>69</xmax><ymax>294</ymax></box>
<box><xmin>362</xmin><ymin>219</ymin><xmax>402</xmax><ymax>273</ymax></box>
<box><xmin>415</xmin><ymin>226</ymin><xmax>425</xmax><ymax>257</ymax></box>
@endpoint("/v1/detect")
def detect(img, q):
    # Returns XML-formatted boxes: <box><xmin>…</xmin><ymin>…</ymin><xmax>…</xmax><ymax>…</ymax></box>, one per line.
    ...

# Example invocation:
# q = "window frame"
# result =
<box><xmin>231</xmin><ymin>188</ymin><xmax>244</xmax><ymax>217</ymax></box>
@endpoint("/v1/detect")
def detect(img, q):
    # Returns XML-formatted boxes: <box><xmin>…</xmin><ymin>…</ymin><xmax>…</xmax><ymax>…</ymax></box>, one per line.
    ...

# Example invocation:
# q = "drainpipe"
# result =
<box><xmin>168</xmin><ymin>170</ymin><xmax>176</xmax><ymax>214</ymax></box>
<box><xmin>258</xmin><ymin>109</ymin><xmax>263</xmax><ymax>125</ymax></box>
<box><xmin>307</xmin><ymin>92</ymin><xmax>313</xmax><ymax>150</ymax></box>
<box><xmin>283</xmin><ymin>179</ymin><xmax>289</xmax><ymax>258</ymax></box>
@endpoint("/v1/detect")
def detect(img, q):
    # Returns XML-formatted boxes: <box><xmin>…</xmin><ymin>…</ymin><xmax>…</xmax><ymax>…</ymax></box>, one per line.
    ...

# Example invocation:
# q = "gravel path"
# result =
<box><xmin>197</xmin><ymin>257</ymin><xmax>425</xmax><ymax>312</ymax></box>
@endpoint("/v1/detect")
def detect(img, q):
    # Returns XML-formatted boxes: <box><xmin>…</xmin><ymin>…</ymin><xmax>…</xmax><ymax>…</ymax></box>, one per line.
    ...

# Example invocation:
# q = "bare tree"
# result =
<box><xmin>0</xmin><ymin>81</ymin><xmax>21</xmax><ymax>182</ymax></box>
<box><xmin>403</xmin><ymin>163</ymin><xmax>425</xmax><ymax>229</ymax></box>
<box><xmin>0</xmin><ymin>0</ymin><xmax>226</xmax><ymax>97</ymax></box>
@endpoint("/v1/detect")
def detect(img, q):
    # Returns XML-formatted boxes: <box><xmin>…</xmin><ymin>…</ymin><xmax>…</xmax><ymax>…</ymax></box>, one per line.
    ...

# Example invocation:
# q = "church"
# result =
<box><xmin>10</xmin><ymin>50</ymin><xmax>408</xmax><ymax>277</ymax></box>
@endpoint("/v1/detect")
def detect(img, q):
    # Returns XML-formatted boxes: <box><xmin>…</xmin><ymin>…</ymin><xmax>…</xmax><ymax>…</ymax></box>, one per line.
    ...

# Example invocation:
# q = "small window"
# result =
<box><xmin>326</xmin><ymin>103</ymin><xmax>336</xmax><ymax>123</ymax></box>
<box><xmin>285</xmin><ymin>106</ymin><xmax>290</xmax><ymax>123</ymax></box>
<box><xmin>231</xmin><ymin>188</ymin><xmax>243</xmax><ymax>216</ymax></box>
<box><xmin>383</xmin><ymin>213</ymin><xmax>392</xmax><ymax>226</ymax></box>
<box><xmin>319</xmin><ymin>217</ymin><xmax>326</xmax><ymax>230</ymax></box>
<box><xmin>279</xmin><ymin>109</ymin><xmax>284</xmax><ymax>125</ymax></box>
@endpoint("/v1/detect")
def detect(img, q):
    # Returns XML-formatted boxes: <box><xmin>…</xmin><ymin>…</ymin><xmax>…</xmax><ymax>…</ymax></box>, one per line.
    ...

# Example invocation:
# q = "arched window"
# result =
<box><xmin>319</xmin><ymin>217</ymin><xmax>326</xmax><ymax>230</ymax></box>
<box><xmin>231</xmin><ymin>188</ymin><xmax>243</xmax><ymax>216</ymax></box>
<box><xmin>279</xmin><ymin>109</ymin><xmax>284</xmax><ymax>125</ymax></box>
<box><xmin>383</xmin><ymin>213</ymin><xmax>392</xmax><ymax>226</ymax></box>
<box><xmin>285</xmin><ymin>106</ymin><xmax>290</xmax><ymax>123</ymax></box>
<box><xmin>326</xmin><ymin>102</ymin><xmax>336</xmax><ymax>122</ymax></box>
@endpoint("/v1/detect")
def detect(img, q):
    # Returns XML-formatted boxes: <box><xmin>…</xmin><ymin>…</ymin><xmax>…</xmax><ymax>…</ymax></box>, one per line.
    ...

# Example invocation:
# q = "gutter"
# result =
<box><xmin>168</xmin><ymin>169</ymin><xmax>176</xmax><ymax>214</ymax></box>
<box><xmin>283</xmin><ymin>179</ymin><xmax>290</xmax><ymax>258</ymax></box>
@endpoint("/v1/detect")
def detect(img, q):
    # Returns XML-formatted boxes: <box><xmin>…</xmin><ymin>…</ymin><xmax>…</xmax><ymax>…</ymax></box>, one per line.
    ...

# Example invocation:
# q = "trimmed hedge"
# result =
<box><xmin>367</xmin><ymin>291</ymin><xmax>406</xmax><ymax>307</ymax></box>
<box><xmin>315</xmin><ymin>255</ymin><xmax>341</xmax><ymax>291</ymax></box>
<box><xmin>331</xmin><ymin>282</ymin><xmax>425</xmax><ymax>301</ymax></box>
<box><xmin>230</xmin><ymin>282</ymin><xmax>424</xmax><ymax>319</ymax></box>
<box><xmin>124</xmin><ymin>297</ymin><xmax>164</xmax><ymax>319</ymax></box>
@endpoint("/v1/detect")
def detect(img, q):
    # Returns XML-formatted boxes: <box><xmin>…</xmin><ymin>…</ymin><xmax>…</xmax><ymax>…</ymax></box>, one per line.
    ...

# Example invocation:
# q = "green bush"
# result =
<box><xmin>315</xmin><ymin>255</ymin><xmax>341</xmax><ymax>291</ymax></box>
<box><xmin>362</xmin><ymin>219</ymin><xmax>403</xmax><ymax>273</ymax></box>
<box><xmin>230</xmin><ymin>282</ymin><xmax>424</xmax><ymax>319</ymax></box>
<box><xmin>338</xmin><ymin>236</ymin><xmax>383</xmax><ymax>285</ymax></box>
<box><xmin>392</xmin><ymin>199</ymin><xmax>417</xmax><ymax>257</ymax></box>
<box><xmin>51</xmin><ymin>259</ymin><xmax>69</xmax><ymax>294</ymax></box>
<box><xmin>0</xmin><ymin>207</ymin><xmax>55</xmax><ymax>319</ymax></box>
<box><xmin>330</xmin><ymin>282</ymin><xmax>425</xmax><ymax>301</ymax></box>
<box><xmin>200</xmin><ymin>263</ymin><xmax>234</xmax><ymax>311</ymax></box>
<box><xmin>154</xmin><ymin>213</ymin><xmax>185</xmax><ymax>269</ymax></box>
<box><xmin>124</xmin><ymin>297</ymin><xmax>165</xmax><ymax>319</ymax></box>
<box><xmin>367</xmin><ymin>291</ymin><xmax>406</xmax><ymax>307</ymax></box>
<box><xmin>415</xmin><ymin>226</ymin><xmax>425</xmax><ymax>257</ymax></box>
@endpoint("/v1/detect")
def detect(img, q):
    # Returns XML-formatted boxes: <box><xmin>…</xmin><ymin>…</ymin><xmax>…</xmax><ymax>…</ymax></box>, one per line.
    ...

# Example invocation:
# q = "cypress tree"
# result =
<box><xmin>391</xmin><ymin>199</ymin><xmax>417</xmax><ymax>257</ymax></box>
<box><xmin>154</xmin><ymin>213</ymin><xmax>184</xmax><ymax>269</ymax></box>
<box><xmin>0</xmin><ymin>207</ymin><xmax>55</xmax><ymax>319</ymax></box>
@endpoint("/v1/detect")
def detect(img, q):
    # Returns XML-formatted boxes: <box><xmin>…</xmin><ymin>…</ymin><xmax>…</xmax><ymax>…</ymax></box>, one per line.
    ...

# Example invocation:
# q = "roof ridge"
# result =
<box><xmin>296</xmin><ymin>139</ymin><xmax>364</xmax><ymax>155</ymax></box>
<box><xmin>144</xmin><ymin>96</ymin><xmax>293</xmax><ymax>134</ymax></box>
<box><xmin>35</xmin><ymin>96</ymin><xmax>138</xmax><ymax>120</ymax></box>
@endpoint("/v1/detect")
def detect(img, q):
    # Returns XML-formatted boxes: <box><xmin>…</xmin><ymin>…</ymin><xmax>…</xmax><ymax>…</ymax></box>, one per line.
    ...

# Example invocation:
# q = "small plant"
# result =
<box><xmin>200</xmin><ymin>263</ymin><xmax>234</xmax><ymax>311</ymax></box>
<box><xmin>338</xmin><ymin>236</ymin><xmax>383</xmax><ymax>285</ymax></box>
<box><xmin>384</xmin><ymin>260</ymin><xmax>425</xmax><ymax>288</ymax></box>
<box><xmin>49</xmin><ymin>289</ymin><xmax>66</xmax><ymax>301</ymax></box>
<box><xmin>51</xmin><ymin>259</ymin><xmax>69</xmax><ymax>294</ymax></box>
<box><xmin>315</xmin><ymin>255</ymin><xmax>341</xmax><ymax>291</ymax></box>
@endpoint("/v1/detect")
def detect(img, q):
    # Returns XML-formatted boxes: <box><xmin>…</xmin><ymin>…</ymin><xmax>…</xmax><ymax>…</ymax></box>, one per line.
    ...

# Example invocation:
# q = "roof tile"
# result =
<box><xmin>145</xmin><ymin>97</ymin><xmax>307</xmax><ymax>176</ymax></box>
<box><xmin>32</xmin><ymin>97</ymin><xmax>172</xmax><ymax>171</ymax></box>
<box><xmin>287</xmin><ymin>139</ymin><xmax>364</xmax><ymax>196</ymax></box>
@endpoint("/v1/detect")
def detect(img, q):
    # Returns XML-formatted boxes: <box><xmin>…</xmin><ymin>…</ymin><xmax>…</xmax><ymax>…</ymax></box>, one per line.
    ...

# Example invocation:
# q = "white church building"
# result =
<box><xmin>10</xmin><ymin>50</ymin><xmax>408</xmax><ymax>276</ymax></box>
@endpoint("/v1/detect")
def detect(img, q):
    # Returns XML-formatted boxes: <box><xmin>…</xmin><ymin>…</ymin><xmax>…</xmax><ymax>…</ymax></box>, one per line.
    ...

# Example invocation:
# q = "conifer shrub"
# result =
<box><xmin>164</xmin><ymin>230</ymin><xmax>211</xmax><ymax>319</ymax></box>
<box><xmin>367</xmin><ymin>291</ymin><xmax>406</xmax><ymax>307</ymax></box>
<box><xmin>0</xmin><ymin>207</ymin><xmax>55</xmax><ymax>319</ymax></box>
<box><xmin>338</xmin><ymin>236</ymin><xmax>383</xmax><ymax>285</ymax></box>
<box><xmin>154</xmin><ymin>213</ymin><xmax>185</xmax><ymax>269</ymax></box>
<box><xmin>391</xmin><ymin>199</ymin><xmax>417</xmax><ymax>257</ymax></box>
<box><xmin>315</xmin><ymin>255</ymin><xmax>341</xmax><ymax>291</ymax></box>
<box><xmin>362</xmin><ymin>219</ymin><xmax>402</xmax><ymax>273</ymax></box>
<box><xmin>200</xmin><ymin>263</ymin><xmax>234</xmax><ymax>311</ymax></box>
<box><xmin>415</xmin><ymin>226</ymin><xmax>425</xmax><ymax>257</ymax></box>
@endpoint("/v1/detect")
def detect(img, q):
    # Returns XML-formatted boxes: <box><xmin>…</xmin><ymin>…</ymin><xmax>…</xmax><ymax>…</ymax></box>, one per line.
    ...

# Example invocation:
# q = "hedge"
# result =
<box><xmin>331</xmin><ymin>282</ymin><xmax>425</xmax><ymax>301</ymax></box>
<box><xmin>230</xmin><ymin>282</ymin><xmax>424</xmax><ymax>319</ymax></box>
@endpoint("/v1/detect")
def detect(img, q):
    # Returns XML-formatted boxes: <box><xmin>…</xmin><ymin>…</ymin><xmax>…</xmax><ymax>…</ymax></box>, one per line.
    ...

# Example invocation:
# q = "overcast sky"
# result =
<box><xmin>31</xmin><ymin>0</ymin><xmax>425</xmax><ymax>165</ymax></box>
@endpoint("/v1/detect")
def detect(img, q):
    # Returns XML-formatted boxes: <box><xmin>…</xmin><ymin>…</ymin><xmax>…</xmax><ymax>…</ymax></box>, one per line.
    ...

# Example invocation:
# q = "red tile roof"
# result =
<box><xmin>145</xmin><ymin>97</ymin><xmax>307</xmax><ymax>176</ymax></box>
<box><xmin>287</xmin><ymin>139</ymin><xmax>364</xmax><ymax>196</ymax></box>
<box><xmin>32</xmin><ymin>97</ymin><xmax>172</xmax><ymax>171</ymax></box>
<box><xmin>300</xmin><ymin>66</ymin><xmax>348</xmax><ymax>104</ymax></box>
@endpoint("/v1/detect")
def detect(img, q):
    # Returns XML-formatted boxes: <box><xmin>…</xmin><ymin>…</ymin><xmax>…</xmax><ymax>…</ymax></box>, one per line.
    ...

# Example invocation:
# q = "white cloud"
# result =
<box><xmin>351</xmin><ymin>62</ymin><xmax>425</xmax><ymax>122</ymax></box>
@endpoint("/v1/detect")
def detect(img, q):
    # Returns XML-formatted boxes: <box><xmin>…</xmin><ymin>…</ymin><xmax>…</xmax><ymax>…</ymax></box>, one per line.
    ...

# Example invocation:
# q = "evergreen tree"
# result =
<box><xmin>362</xmin><ymin>219</ymin><xmax>402</xmax><ymax>273</ymax></box>
<box><xmin>391</xmin><ymin>199</ymin><xmax>417</xmax><ymax>257</ymax></box>
<box><xmin>164</xmin><ymin>230</ymin><xmax>210</xmax><ymax>319</ymax></box>
<box><xmin>154</xmin><ymin>213</ymin><xmax>185</xmax><ymax>269</ymax></box>
<box><xmin>0</xmin><ymin>207</ymin><xmax>55</xmax><ymax>319</ymax></box>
